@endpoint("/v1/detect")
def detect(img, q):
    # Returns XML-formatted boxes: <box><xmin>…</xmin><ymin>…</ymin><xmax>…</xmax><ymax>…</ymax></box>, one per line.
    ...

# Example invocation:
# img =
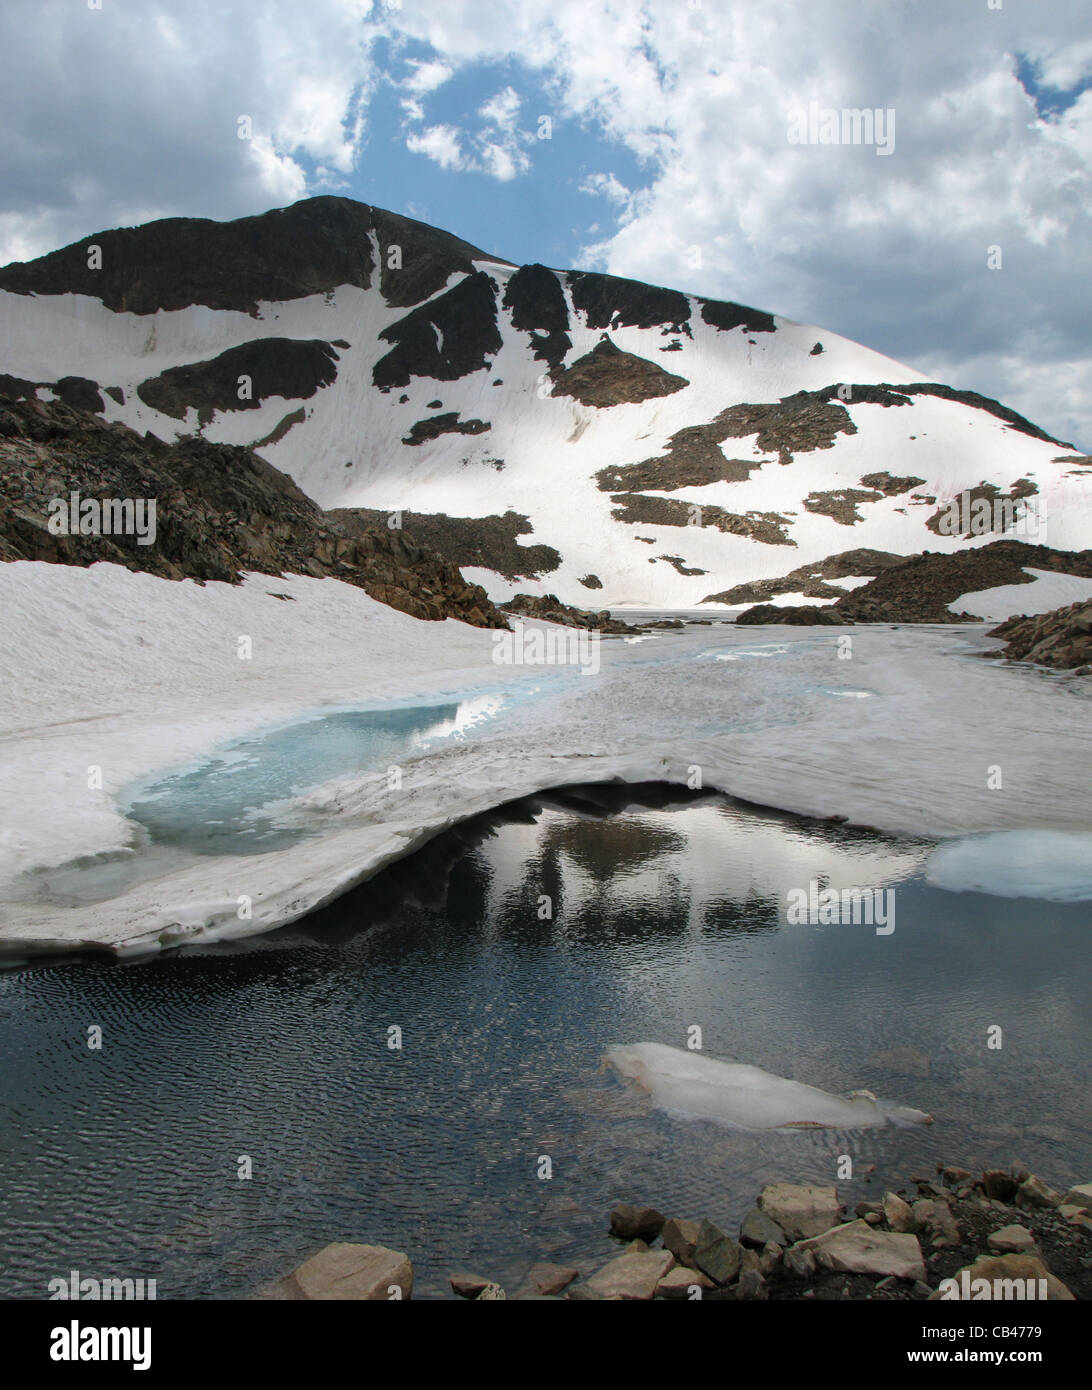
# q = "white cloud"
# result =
<box><xmin>406</xmin><ymin>124</ymin><xmax>466</xmax><ymax>171</ymax></box>
<box><xmin>404</xmin><ymin>58</ymin><xmax>454</xmax><ymax>94</ymax></box>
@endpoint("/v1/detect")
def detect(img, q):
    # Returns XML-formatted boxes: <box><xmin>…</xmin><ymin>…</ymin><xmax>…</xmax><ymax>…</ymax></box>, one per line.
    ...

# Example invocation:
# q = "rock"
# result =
<box><xmin>656</xmin><ymin>1266</ymin><xmax>713</xmax><ymax>1300</ymax></box>
<box><xmin>864</xmin><ymin>1212</ymin><xmax>882</xmax><ymax>1226</ymax></box>
<box><xmin>940</xmin><ymin>1165</ymin><xmax>972</xmax><ymax>1184</ymax></box>
<box><xmin>981</xmin><ymin>1169</ymin><xmax>1019</xmax><ymax>1201</ymax></box>
<box><xmin>609</xmin><ymin>1202</ymin><xmax>666</xmax><ymax>1242</ymax></box>
<box><xmin>584</xmin><ymin>1250</ymin><xmax>675</xmax><ymax>1301</ymax></box>
<box><xmin>855</xmin><ymin>1201</ymin><xmax>883</xmax><ymax>1219</ymax></box>
<box><xmin>987</xmin><ymin>1225</ymin><xmax>1038</xmax><ymax>1255</ymax></box>
<box><xmin>758</xmin><ymin>1241</ymin><xmax>783</xmax><ymax>1277</ymax></box>
<box><xmin>693</xmin><ymin>1220</ymin><xmax>743</xmax><ymax>1286</ymax></box>
<box><xmin>758</xmin><ymin>1183</ymin><xmax>842</xmax><ymax>1241</ymax></box>
<box><xmin>1016</xmin><ymin>1175</ymin><xmax>1063</xmax><ymax>1210</ymax></box>
<box><xmin>783</xmin><ymin>1244</ymin><xmax>818</xmax><ymax>1279</ymax></box>
<box><xmin>795</xmin><ymin>1220</ymin><xmax>926</xmax><ymax>1281</ymax></box>
<box><xmin>883</xmin><ymin>1191</ymin><xmax>915</xmax><ymax>1233</ymax></box>
<box><xmin>1063</xmin><ymin>1183</ymin><xmax>1092</xmax><ymax>1209</ymax></box>
<box><xmin>661</xmin><ymin>1217</ymin><xmax>702</xmax><ymax>1266</ymax></box>
<box><xmin>911</xmin><ymin>1198</ymin><xmax>961</xmax><ymax>1245</ymax></box>
<box><xmin>624</xmin><ymin>1238</ymin><xmax>650</xmax><ymax>1254</ymax></box>
<box><xmin>566</xmin><ymin>1284</ymin><xmax>610</xmax><ymax>1301</ymax></box>
<box><xmin>520</xmin><ymin>1262</ymin><xmax>579</xmax><ymax>1297</ymax></box>
<box><xmin>934</xmin><ymin>1254</ymin><xmax>1074</xmax><ymax>1301</ymax></box>
<box><xmin>287</xmin><ymin>1242</ymin><xmax>413</xmax><ymax>1300</ymax></box>
<box><xmin>450</xmin><ymin>1271</ymin><xmax>492</xmax><ymax>1299</ymax></box>
<box><xmin>736</xmin><ymin>1263</ymin><xmax>769</xmax><ymax>1301</ymax></box>
<box><xmin>477</xmin><ymin>1283</ymin><xmax>507</xmax><ymax>1300</ymax></box>
<box><xmin>740</xmin><ymin>1207</ymin><xmax>788</xmax><ymax>1248</ymax></box>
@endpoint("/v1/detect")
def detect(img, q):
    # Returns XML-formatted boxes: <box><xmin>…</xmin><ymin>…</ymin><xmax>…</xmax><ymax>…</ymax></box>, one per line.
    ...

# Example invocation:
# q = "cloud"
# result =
<box><xmin>406</xmin><ymin>124</ymin><xmax>467</xmax><ymax>172</ymax></box>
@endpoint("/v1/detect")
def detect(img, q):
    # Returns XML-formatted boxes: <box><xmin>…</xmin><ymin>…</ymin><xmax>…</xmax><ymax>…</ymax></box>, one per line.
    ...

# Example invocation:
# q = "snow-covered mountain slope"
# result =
<box><xmin>2</xmin><ymin>195</ymin><xmax>1089</xmax><ymax>608</ymax></box>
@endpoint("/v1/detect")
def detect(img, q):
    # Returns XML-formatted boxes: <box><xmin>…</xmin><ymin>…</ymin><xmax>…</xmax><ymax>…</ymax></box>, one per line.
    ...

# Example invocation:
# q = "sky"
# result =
<box><xmin>0</xmin><ymin>0</ymin><xmax>1089</xmax><ymax>449</ymax></box>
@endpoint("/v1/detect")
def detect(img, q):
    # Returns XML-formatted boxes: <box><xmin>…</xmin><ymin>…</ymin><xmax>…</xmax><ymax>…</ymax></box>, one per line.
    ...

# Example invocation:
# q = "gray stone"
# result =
<box><xmin>519</xmin><ymin>1262</ymin><xmax>579</xmax><ymax>1297</ymax></box>
<box><xmin>585</xmin><ymin>1249</ymin><xmax>674</xmax><ymax>1300</ymax></box>
<box><xmin>797</xmin><ymin>1220</ymin><xmax>926</xmax><ymax>1281</ymax></box>
<box><xmin>656</xmin><ymin>1266</ymin><xmax>713</xmax><ymax>1300</ymax></box>
<box><xmin>912</xmin><ymin>1198</ymin><xmax>961</xmax><ymax>1245</ymax></box>
<box><xmin>1062</xmin><ymin>1183</ymin><xmax>1092</xmax><ymax>1209</ymax></box>
<box><xmin>287</xmin><ymin>1242</ymin><xmax>413</xmax><ymax>1301</ymax></box>
<box><xmin>609</xmin><ymin>1203</ymin><xmax>666</xmax><ymax>1242</ymax></box>
<box><xmin>661</xmin><ymin>1217</ymin><xmax>701</xmax><ymax>1266</ymax></box>
<box><xmin>1016</xmin><ymin>1176</ymin><xmax>1063</xmax><ymax>1210</ymax></box>
<box><xmin>932</xmin><ymin>1253</ymin><xmax>1073</xmax><ymax>1302</ymax></box>
<box><xmin>758</xmin><ymin>1240</ymin><xmax>782</xmax><ymax>1277</ymax></box>
<box><xmin>740</xmin><ymin>1207</ymin><xmax>788</xmax><ymax>1249</ymax></box>
<box><xmin>758</xmin><ymin>1183</ymin><xmax>841</xmax><ymax>1241</ymax></box>
<box><xmin>693</xmin><ymin>1220</ymin><xmax>743</xmax><ymax>1286</ymax></box>
<box><xmin>882</xmin><ymin>1191</ymin><xmax>914</xmax><ymax>1233</ymax></box>
<box><xmin>450</xmin><ymin>1271</ymin><xmax>492</xmax><ymax>1299</ymax></box>
<box><xmin>476</xmin><ymin>1282</ymin><xmax>507</xmax><ymax>1300</ymax></box>
<box><xmin>783</xmin><ymin>1244</ymin><xmax>818</xmax><ymax>1279</ymax></box>
<box><xmin>987</xmin><ymin>1225</ymin><xmax>1037</xmax><ymax>1255</ymax></box>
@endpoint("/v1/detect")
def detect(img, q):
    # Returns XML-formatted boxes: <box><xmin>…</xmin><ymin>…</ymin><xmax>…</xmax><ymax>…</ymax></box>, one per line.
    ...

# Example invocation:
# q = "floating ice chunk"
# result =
<box><xmin>926</xmin><ymin>830</ymin><xmax>1092</xmax><ymax>902</ymax></box>
<box><xmin>606</xmin><ymin>1042</ymin><xmax>932</xmax><ymax>1130</ymax></box>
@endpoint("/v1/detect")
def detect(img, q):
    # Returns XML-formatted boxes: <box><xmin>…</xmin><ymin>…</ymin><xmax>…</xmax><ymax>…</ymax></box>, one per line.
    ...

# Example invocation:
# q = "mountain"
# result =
<box><xmin>2</xmin><ymin>194</ymin><xmax>1090</xmax><ymax>610</ymax></box>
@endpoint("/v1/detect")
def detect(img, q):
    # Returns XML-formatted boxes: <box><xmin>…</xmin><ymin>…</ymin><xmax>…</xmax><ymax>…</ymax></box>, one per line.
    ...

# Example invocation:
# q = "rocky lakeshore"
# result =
<box><xmin>270</xmin><ymin>1162</ymin><xmax>1091</xmax><ymax>1301</ymax></box>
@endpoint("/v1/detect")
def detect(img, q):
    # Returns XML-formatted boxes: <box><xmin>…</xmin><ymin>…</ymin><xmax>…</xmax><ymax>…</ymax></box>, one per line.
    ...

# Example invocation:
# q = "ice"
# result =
<box><xmin>2</xmin><ymin>562</ymin><xmax>1091</xmax><ymax>958</ymax></box>
<box><xmin>926</xmin><ymin>830</ymin><xmax>1092</xmax><ymax>902</ymax></box>
<box><xmin>606</xmin><ymin>1042</ymin><xmax>932</xmax><ymax>1130</ymax></box>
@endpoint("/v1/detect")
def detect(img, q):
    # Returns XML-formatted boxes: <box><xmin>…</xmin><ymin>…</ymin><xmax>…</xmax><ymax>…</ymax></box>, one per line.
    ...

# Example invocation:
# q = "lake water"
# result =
<box><xmin>1</xmin><ymin>786</ymin><xmax>1088</xmax><ymax>1300</ymax></box>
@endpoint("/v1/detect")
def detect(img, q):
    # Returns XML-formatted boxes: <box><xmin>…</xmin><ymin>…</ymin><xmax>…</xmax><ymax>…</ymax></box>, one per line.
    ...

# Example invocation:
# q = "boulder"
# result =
<box><xmin>911</xmin><ymin>1198</ymin><xmax>961</xmax><ymax>1245</ymax></box>
<box><xmin>934</xmin><ymin>1253</ymin><xmax>1073</xmax><ymax>1302</ymax></box>
<box><xmin>882</xmin><ymin>1191</ymin><xmax>914</xmax><ymax>1233</ymax></box>
<box><xmin>693</xmin><ymin>1220</ymin><xmax>743</xmax><ymax>1286</ymax></box>
<box><xmin>519</xmin><ymin>1262</ymin><xmax>579</xmax><ymax>1297</ymax></box>
<box><xmin>450</xmin><ymin>1271</ymin><xmax>492</xmax><ymax>1299</ymax></box>
<box><xmin>782</xmin><ymin>1244</ymin><xmax>817</xmax><ymax>1279</ymax></box>
<box><xmin>1016</xmin><ymin>1176</ymin><xmax>1063</xmax><ymax>1210</ymax></box>
<box><xmin>584</xmin><ymin>1249</ymin><xmax>675</xmax><ymax>1300</ymax></box>
<box><xmin>609</xmin><ymin>1202</ymin><xmax>666</xmax><ymax>1242</ymax></box>
<box><xmin>661</xmin><ymin>1217</ymin><xmax>701</xmax><ymax>1266</ymax></box>
<box><xmin>736</xmin><ymin>1248</ymin><xmax>769</xmax><ymax>1301</ymax></box>
<box><xmin>758</xmin><ymin>1241</ymin><xmax>783</xmax><ymax>1277</ymax></box>
<box><xmin>758</xmin><ymin>1183</ymin><xmax>841</xmax><ymax>1241</ymax></box>
<box><xmin>987</xmin><ymin>1225</ymin><xmax>1037</xmax><ymax>1255</ymax></box>
<box><xmin>656</xmin><ymin>1266</ymin><xmax>713</xmax><ymax>1300</ymax></box>
<box><xmin>1062</xmin><ymin>1182</ymin><xmax>1092</xmax><ymax>1209</ymax></box>
<box><xmin>740</xmin><ymin>1207</ymin><xmax>788</xmax><ymax>1248</ymax></box>
<box><xmin>981</xmin><ymin>1169</ymin><xmax>1018</xmax><ymax>1201</ymax></box>
<box><xmin>795</xmin><ymin>1220</ymin><xmax>926</xmax><ymax>1281</ymax></box>
<box><xmin>477</xmin><ymin>1283</ymin><xmax>507</xmax><ymax>1300</ymax></box>
<box><xmin>287</xmin><ymin>1242</ymin><xmax>413</xmax><ymax>1300</ymax></box>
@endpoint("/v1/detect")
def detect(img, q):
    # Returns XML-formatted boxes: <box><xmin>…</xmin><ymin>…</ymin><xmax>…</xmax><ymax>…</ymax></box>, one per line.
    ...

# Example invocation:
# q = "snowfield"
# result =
<box><xmin>1</xmin><ymin>561</ymin><xmax>1090</xmax><ymax>959</ymax></box>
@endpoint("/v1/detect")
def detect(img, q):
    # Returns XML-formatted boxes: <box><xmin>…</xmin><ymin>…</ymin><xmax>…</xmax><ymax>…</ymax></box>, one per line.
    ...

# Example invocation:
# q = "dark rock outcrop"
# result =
<box><xmin>502</xmin><ymin>262</ymin><xmax>571</xmax><ymax>368</ymax></box>
<box><xmin>0</xmin><ymin>393</ymin><xmax>506</xmax><ymax>627</ymax></box>
<box><xmin>550</xmin><ymin>337</ymin><xmax>688</xmax><ymax>408</ymax></box>
<box><xmin>988</xmin><ymin>602</ymin><xmax>1092</xmax><ymax>670</ymax></box>
<box><xmin>329</xmin><ymin>506</ymin><xmax>560</xmax><ymax>582</ymax></box>
<box><xmin>501</xmin><ymin>591</ymin><xmax>638</xmax><ymax>634</ymax></box>
<box><xmin>136</xmin><ymin>338</ymin><xmax>340</xmax><ymax>421</ymax></box>
<box><xmin>0</xmin><ymin>195</ymin><xmax>500</xmax><ymax>316</ymax></box>
<box><xmin>373</xmin><ymin>271</ymin><xmax>503</xmax><ymax>390</ymax></box>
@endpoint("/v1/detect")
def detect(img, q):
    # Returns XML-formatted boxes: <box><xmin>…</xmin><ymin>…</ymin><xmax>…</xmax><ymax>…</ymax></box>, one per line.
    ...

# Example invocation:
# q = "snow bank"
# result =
<box><xmin>606</xmin><ymin>1042</ymin><xmax>932</xmax><ymax>1130</ymax></box>
<box><xmin>950</xmin><ymin>568</ymin><xmax>1092</xmax><ymax>621</ymax></box>
<box><xmin>926</xmin><ymin>831</ymin><xmax>1092</xmax><ymax>902</ymax></box>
